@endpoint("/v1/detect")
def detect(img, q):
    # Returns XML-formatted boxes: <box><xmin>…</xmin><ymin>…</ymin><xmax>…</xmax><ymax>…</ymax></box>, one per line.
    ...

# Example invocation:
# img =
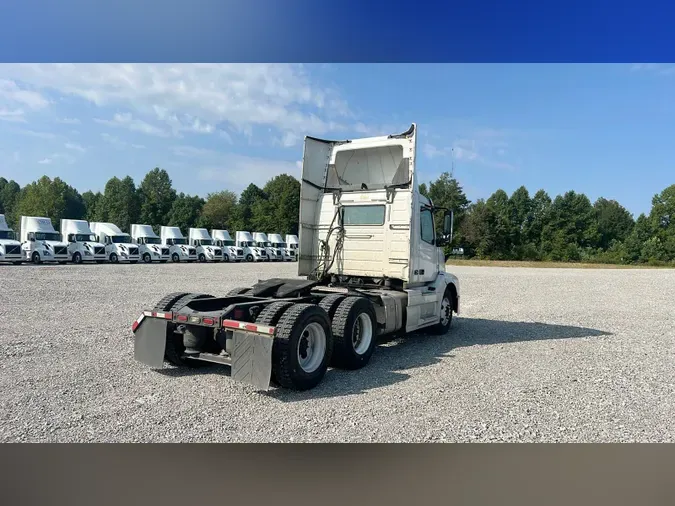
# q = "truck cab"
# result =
<box><xmin>235</xmin><ymin>231</ymin><xmax>268</xmax><ymax>262</ymax></box>
<box><xmin>90</xmin><ymin>222</ymin><xmax>140</xmax><ymax>263</ymax></box>
<box><xmin>189</xmin><ymin>228</ymin><xmax>222</xmax><ymax>262</ymax></box>
<box><xmin>285</xmin><ymin>234</ymin><xmax>299</xmax><ymax>261</ymax></box>
<box><xmin>161</xmin><ymin>226</ymin><xmax>197</xmax><ymax>263</ymax></box>
<box><xmin>131</xmin><ymin>224</ymin><xmax>170</xmax><ymax>263</ymax></box>
<box><xmin>268</xmin><ymin>233</ymin><xmax>293</xmax><ymax>261</ymax></box>
<box><xmin>20</xmin><ymin>216</ymin><xmax>69</xmax><ymax>264</ymax></box>
<box><xmin>0</xmin><ymin>214</ymin><xmax>23</xmax><ymax>265</ymax></box>
<box><xmin>60</xmin><ymin>219</ymin><xmax>107</xmax><ymax>264</ymax></box>
<box><xmin>211</xmin><ymin>230</ymin><xmax>244</xmax><ymax>262</ymax></box>
<box><xmin>253</xmin><ymin>232</ymin><xmax>281</xmax><ymax>261</ymax></box>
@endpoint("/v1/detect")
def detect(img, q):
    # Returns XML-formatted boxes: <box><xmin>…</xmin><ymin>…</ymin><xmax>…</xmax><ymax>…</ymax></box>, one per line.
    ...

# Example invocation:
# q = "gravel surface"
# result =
<box><xmin>1</xmin><ymin>261</ymin><xmax>674</xmax><ymax>442</ymax></box>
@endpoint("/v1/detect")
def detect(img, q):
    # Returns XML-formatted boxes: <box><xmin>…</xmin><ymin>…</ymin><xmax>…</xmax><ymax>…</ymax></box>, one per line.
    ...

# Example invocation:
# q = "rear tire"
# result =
<box><xmin>272</xmin><ymin>303</ymin><xmax>333</xmax><ymax>391</ymax></box>
<box><xmin>330</xmin><ymin>296</ymin><xmax>378</xmax><ymax>370</ymax></box>
<box><xmin>318</xmin><ymin>294</ymin><xmax>346</xmax><ymax>320</ymax></box>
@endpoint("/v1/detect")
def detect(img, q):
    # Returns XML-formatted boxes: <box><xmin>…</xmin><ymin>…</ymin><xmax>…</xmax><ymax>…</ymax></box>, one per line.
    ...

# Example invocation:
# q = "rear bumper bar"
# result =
<box><xmin>131</xmin><ymin>311</ymin><xmax>276</xmax><ymax>390</ymax></box>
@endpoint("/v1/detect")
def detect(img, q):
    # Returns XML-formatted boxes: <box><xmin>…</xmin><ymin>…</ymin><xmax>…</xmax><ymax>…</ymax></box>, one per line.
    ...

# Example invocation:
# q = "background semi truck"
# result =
<box><xmin>211</xmin><ymin>230</ymin><xmax>244</xmax><ymax>262</ymax></box>
<box><xmin>236</xmin><ymin>231</ymin><xmax>267</xmax><ymax>262</ymax></box>
<box><xmin>253</xmin><ymin>232</ymin><xmax>281</xmax><ymax>261</ymax></box>
<box><xmin>132</xmin><ymin>123</ymin><xmax>459</xmax><ymax>392</ymax></box>
<box><xmin>285</xmin><ymin>234</ymin><xmax>299</xmax><ymax>261</ymax></box>
<box><xmin>131</xmin><ymin>224</ymin><xmax>170</xmax><ymax>263</ymax></box>
<box><xmin>189</xmin><ymin>228</ymin><xmax>223</xmax><ymax>262</ymax></box>
<box><xmin>60</xmin><ymin>219</ymin><xmax>107</xmax><ymax>264</ymax></box>
<box><xmin>90</xmin><ymin>222</ymin><xmax>140</xmax><ymax>263</ymax></box>
<box><xmin>268</xmin><ymin>233</ymin><xmax>293</xmax><ymax>261</ymax></box>
<box><xmin>0</xmin><ymin>214</ymin><xmax>23</xmax><ymax>264</ymax></box>
<box><xmin>161</xmin><ymin>226</ymin><xmax>197</xmax><ymax>262</ymax></box>
<box><xmin>20</xmin><ymin>216</ymin><xmax>69</xmax><ymax>264</ymax></box>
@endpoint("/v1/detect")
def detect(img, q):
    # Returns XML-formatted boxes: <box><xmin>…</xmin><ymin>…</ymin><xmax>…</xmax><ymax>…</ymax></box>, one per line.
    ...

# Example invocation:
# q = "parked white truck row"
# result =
<box><xmin>0</xmin><ymin>214</ymin><xmax>298</xmax><ymax>265</ymax></box>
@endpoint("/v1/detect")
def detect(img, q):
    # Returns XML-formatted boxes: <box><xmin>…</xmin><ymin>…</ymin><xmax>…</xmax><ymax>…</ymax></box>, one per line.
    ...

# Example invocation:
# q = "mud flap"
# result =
<box><xmin>134</xmin><ymin>318</ymin><xmax>168</xmax><ymax>369</ymax></box>
<box><xmin>230</xmin><ymin>330</ymin><xmax>273</xmax><ymax>391</ymax></box>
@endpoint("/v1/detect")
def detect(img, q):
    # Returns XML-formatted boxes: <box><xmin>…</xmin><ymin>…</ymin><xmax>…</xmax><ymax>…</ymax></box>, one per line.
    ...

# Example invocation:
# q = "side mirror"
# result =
<box><xmin>442</xmin><ymin>210</ymin><xmax>454</xmax><ymax>243</ymax></box>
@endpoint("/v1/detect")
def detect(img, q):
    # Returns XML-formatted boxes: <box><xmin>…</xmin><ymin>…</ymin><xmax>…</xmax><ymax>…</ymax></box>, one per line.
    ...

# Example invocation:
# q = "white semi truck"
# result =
<box><xmin>188</xmin><ymin>228</ymin><xmax>223</xmax><ymax>262</ymax></box>
<box><xmin>130</xmin><ymin>224</ymin><xmax>170</xmax><ymax>263</ymax></box>
<box><xmin>285</xmin><ymin>234</ymin><xmax>299</xmax><ymax>261</ymax></box>
<box><xmin>211</xmin><ymin>230</ymin><xmax>244</xmax><ymax>262</ymax></box>
<box><xmin>90</xmin><ymin>222</ymin><xmax>140</xmax><ymax>263</ymax></box>
<box><xmin>60</xmin><ymin>219</ymin><xmax>107</xmax><ymax>264</ymax></box>
<box><xmin>132</xmin><ymin>123</ymin><xmax>460</xmax><ymax>392</ymax></box>
<box><xmin>235</xmin><ymin>231</ymin><xmax>267</xmax><ymax>262</ymax></box>
<box><xmin>0</xmin><ymin>214</ymin><xmax>23</xmax><ymax>265</ymax></box>
<box><xmin>20</xmin><ymin>216</ymin><xmax>69</xmax><ymax>264</ymax></box>
<box><xmin>268</xmin><ymin>233</ymin><xmax>293</xmax><ymax>261</ymax></box>
<box><xmin>253</xmin><ymin>232</ymin><xmax>281</xmax><ymax>261</ymax></box>
<box><xmin>160</xmin><ymin>226</ymin><xmax>197</xmax><ymax>263</ymax></box>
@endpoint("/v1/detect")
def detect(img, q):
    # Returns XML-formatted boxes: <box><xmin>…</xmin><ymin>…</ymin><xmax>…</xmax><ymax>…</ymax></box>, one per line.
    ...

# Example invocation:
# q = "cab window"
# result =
<box><xmin>420</xmin><ymin>207</ymin><xmax>435</xmax><ymax>245</ymax></box>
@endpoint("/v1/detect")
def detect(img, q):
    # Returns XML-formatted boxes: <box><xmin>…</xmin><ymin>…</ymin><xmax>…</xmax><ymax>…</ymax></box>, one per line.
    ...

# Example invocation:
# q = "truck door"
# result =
<box><xmin>412</xmin><ymin>203</ymin><xmax>439</xmax><ymax>285</ymax></box>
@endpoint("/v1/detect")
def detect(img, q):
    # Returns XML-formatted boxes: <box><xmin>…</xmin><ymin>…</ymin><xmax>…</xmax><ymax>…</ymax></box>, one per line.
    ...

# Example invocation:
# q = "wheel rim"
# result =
<box><xmin>440</xmin><ymin>296</ymin><xmax>451</xmax><ymax>326</ymax></box>
<box><xmin>352</xmin><ymin>312</ymin><xmax>373</xmax><ymax>355</ymax></box>
<box><xmin>297</xmin><ymin>322</ymin><xmax>327</xmax><ymax>373</ymax></box>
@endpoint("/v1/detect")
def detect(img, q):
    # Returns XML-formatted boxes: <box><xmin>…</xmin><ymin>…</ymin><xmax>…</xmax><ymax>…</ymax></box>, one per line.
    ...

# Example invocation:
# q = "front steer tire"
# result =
<box><xmin>427</xmin><ymin>287</ymin><xmax>454</xmax><ymax>335</ymax></box>
<box><xmin>272</xmin><ymin>303</ymin><xmax>333</xmax><ymax>391</ymax></box>
<box><xmin>330</xmin><ymin>296</ymin><xmax>378</xmax><ymax>370</ymax></box>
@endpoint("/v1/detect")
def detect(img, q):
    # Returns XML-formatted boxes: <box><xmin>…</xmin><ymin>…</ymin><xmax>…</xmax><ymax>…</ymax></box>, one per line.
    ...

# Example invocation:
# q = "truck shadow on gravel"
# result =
<box><xmin>263</xmin><ymin>317</ymin><xmax>612</xmax><ymax>402</ymax></box>
<box><xmin>155</xmin><ymin>317</ymin><xmax>612</xmax><ymax>401</ymax></box>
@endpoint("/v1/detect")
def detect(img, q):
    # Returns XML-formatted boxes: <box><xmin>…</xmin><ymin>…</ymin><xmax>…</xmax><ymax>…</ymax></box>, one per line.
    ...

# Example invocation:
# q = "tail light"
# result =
<box><xmin>202</xmin><ymin>317</ymin><xmax>215</xmax><ymax>326</ymax></box>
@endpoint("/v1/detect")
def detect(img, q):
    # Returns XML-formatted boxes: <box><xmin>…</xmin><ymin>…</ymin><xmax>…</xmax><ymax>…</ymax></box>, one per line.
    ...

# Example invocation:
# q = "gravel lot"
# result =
<box><xmin>1</xmin><ymin>261</ymin><xmax>674</xmax><ymax>442</ymax></box>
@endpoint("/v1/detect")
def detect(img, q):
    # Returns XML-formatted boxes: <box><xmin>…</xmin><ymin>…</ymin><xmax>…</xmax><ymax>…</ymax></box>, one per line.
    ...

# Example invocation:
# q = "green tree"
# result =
<box><xmin>138</xmin><ymin>168</ymin><xmax>177</xmax><ymax>228</ymax></box>
<box><xmin>648</xmin><ymin>184</ymin><xmax>675</xmax><ymax>262</ymax></box>
<box><xmin>0</xmin><ymin>178</ymin><xmax>22</xmax><ymax>229</ymax></box>
<box><xmin>252</xmin><ymin>174</ymin><xmax>301</xmax><ymax>235</ymax></box>
<box><xmin>166</xmin><ymin>193</ymin><xmax>205</xmax><ymax>232</ymax></box>
<box><xmin>462</xmin><ymin>199</ymin><xmax>494</xmax><ymax>258</ymax></box>
<box><xmin>16</xmin><ymin>176</ymin><xmax>85</xmax><ymax>229</ymax></box>
<box><xmin>484</xmin><ymin>189</ymin><xmax>512</xmax><ymax>259</ymax></box>
<box><xmin>624</xmin><ymin>213</ymin><xmax>653</xmax><ymax>263</ymax></box>
<box><xmin>97</xmin><ymin>176</ymin><xmax>141</xmax><ymax>231</ymax></box>
<box><xmin>234</xmin><ymin>183</ymin><xmax>266</xmax><ymax>231</ymax></box>
<box><xmin>423</xmin><ymin>172</ymin><xmax>470</xmax><ymax>247</ymax></box>
<box><xmin>199</xmin><ymin>190</ymin><xmax>238</xmax><ymax>231</ymax></box>
<box><xmin>508</xmin><ymin>186</ymin><xmax>532</xmax><ymax>258</ymax></box>
<box><xmin>81</xmin><ymin>191</ymin><xmax>103</xmax><ymax>222</ymax></box>
<box><xmin>594</xmin><ymin>197</ymin><xmax>635</xmax><ymax>250</ymax></box>
<box><xmin>541</xmin><ymin>191</ymin><xmax>599</xmax><ymax>261</ymax></box>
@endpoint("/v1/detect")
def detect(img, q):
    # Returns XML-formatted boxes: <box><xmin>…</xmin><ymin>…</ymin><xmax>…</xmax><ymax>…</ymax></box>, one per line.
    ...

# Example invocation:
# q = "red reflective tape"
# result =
<box><xmin>221</xmin><ymin>320</ymin><xmax>240</xmax><ymax>329</ymax></box>
<box><xmin>163</xmin><ymin>312</ymin><xmax>172</xmax><ymax>320</ymax></box>
<box><xmin>243</xmin><ymin>324</ymin><xmax>258</xmax><ymax>332</ymax></box>
<box><xmin>132</xmin><ymin>313</ymin><xmax>145</xmax><ymax>332</ymax></box>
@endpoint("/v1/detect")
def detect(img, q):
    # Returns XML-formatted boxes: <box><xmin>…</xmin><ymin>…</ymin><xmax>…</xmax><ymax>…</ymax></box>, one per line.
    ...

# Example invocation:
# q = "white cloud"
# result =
<box><xmin>0</xmin><ymin>64</ymin><xmax>356</xmax><ymax>144</ymax></box>
<box><xmin>95</xmin><ymin>112</ymin><xmax>168</xmax><ymax>137</ymax></box>
<box><xmin>0</xmin><ymin>79</ymin><xmax>49</xmax><ymax>110</ymax></box>
<box><xmin>38</xmin><ymin>157</ymin><xmax>52</xmax><ymax>164</ymax></box>
<box><xmin>65</xmin><ymin>142</ymin><xmax>86</xmax><ymax>153</ymax></box>
<box><xmin>57</xmin><ymin>117</ymin><xmax>80</xmax><ymax>124</ymax></box>
<box><xmin>16</xmin><ymin>128</ymin><xmax>58</xmax><ymax>140</ymax></box>
<box><xmin>197</xmin><ymin>155</ymin><xmax>299</xmax><ymax>189</ymax></box>
<box><xmin>0</xmin><ymin>108</ymin><xmax>25</xmax><ymax>122</ymax></box>
<box><xmin>131</xmin><ymin>143</ymin><xmax>145</xmax><ymax>149</ymax></box>
<box><xmin>100</xmin><ymin>132</ymin><xmax>127</xmax><ymax>149</ymax></box>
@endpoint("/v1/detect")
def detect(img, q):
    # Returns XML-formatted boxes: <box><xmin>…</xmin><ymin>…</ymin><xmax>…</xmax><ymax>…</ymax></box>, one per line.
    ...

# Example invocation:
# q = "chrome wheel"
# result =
<box><xmin>297</xmin><ymin>322</ymin><xmax>327</xmax><ymax>373</ymax></box>
<box><xmin>352</xmin><ymin>312</ymin><xmax>373</xmax><ymax>355</ymax></box>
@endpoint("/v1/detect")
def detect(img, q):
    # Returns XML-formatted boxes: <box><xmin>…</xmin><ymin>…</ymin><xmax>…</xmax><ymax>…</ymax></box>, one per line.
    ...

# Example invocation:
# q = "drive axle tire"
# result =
<box><xmin>318</xmin><ymin>294</ymin><xmax>346</xmax><ymax>320</ymax></box>
<box><xmin>330</xmin><ymin>296</ymin><xmax>378</xmax><ymax>370</ymax></box>
<box><xmin>272</xmin><ymin>304</ymin><xmax>333</xmax><ymax>391</ymax></box>
<box><xmin>255</xmin><ymin>301</ymin><xmax>295</xmax><ymax>326</ymax></box>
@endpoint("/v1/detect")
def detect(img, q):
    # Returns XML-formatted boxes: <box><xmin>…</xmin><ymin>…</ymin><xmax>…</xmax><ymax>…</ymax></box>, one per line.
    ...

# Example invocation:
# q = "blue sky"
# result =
<box><xmin>1</xmin><ymin>63</ymin><xmax>673</xmax><ymax>217</ymax></box>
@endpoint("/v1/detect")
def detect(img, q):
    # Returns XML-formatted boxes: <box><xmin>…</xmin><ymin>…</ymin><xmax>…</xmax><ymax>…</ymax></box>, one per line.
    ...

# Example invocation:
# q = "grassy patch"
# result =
<box><xmin>445</xmin><ymin>259</ymin><xmax>675</xmax><ymax>269</ymax></box>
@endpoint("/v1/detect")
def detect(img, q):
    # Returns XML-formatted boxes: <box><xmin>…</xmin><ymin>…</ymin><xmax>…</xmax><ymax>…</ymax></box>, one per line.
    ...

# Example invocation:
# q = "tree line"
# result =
<box><xmin>1</xmin><ymin>168</ymin><xmax>674</xmax><ymax>265</ymax></box>
<box><xmin>420</xmin><ymin>172</ymin><xmax>675</xmax><ymax>266</ymax></box>
<box><xmin>0</xmin><ymin>169</ymin><xmax>301</xmax><ymax>237</ymax></box>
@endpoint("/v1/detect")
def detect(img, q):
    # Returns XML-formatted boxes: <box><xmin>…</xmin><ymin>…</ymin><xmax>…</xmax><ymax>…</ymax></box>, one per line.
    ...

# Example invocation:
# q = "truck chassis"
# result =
<box><xmin>132</xmin><ymin>277</ymin><xmax>458</xmax><ymax>391</ymax></box>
